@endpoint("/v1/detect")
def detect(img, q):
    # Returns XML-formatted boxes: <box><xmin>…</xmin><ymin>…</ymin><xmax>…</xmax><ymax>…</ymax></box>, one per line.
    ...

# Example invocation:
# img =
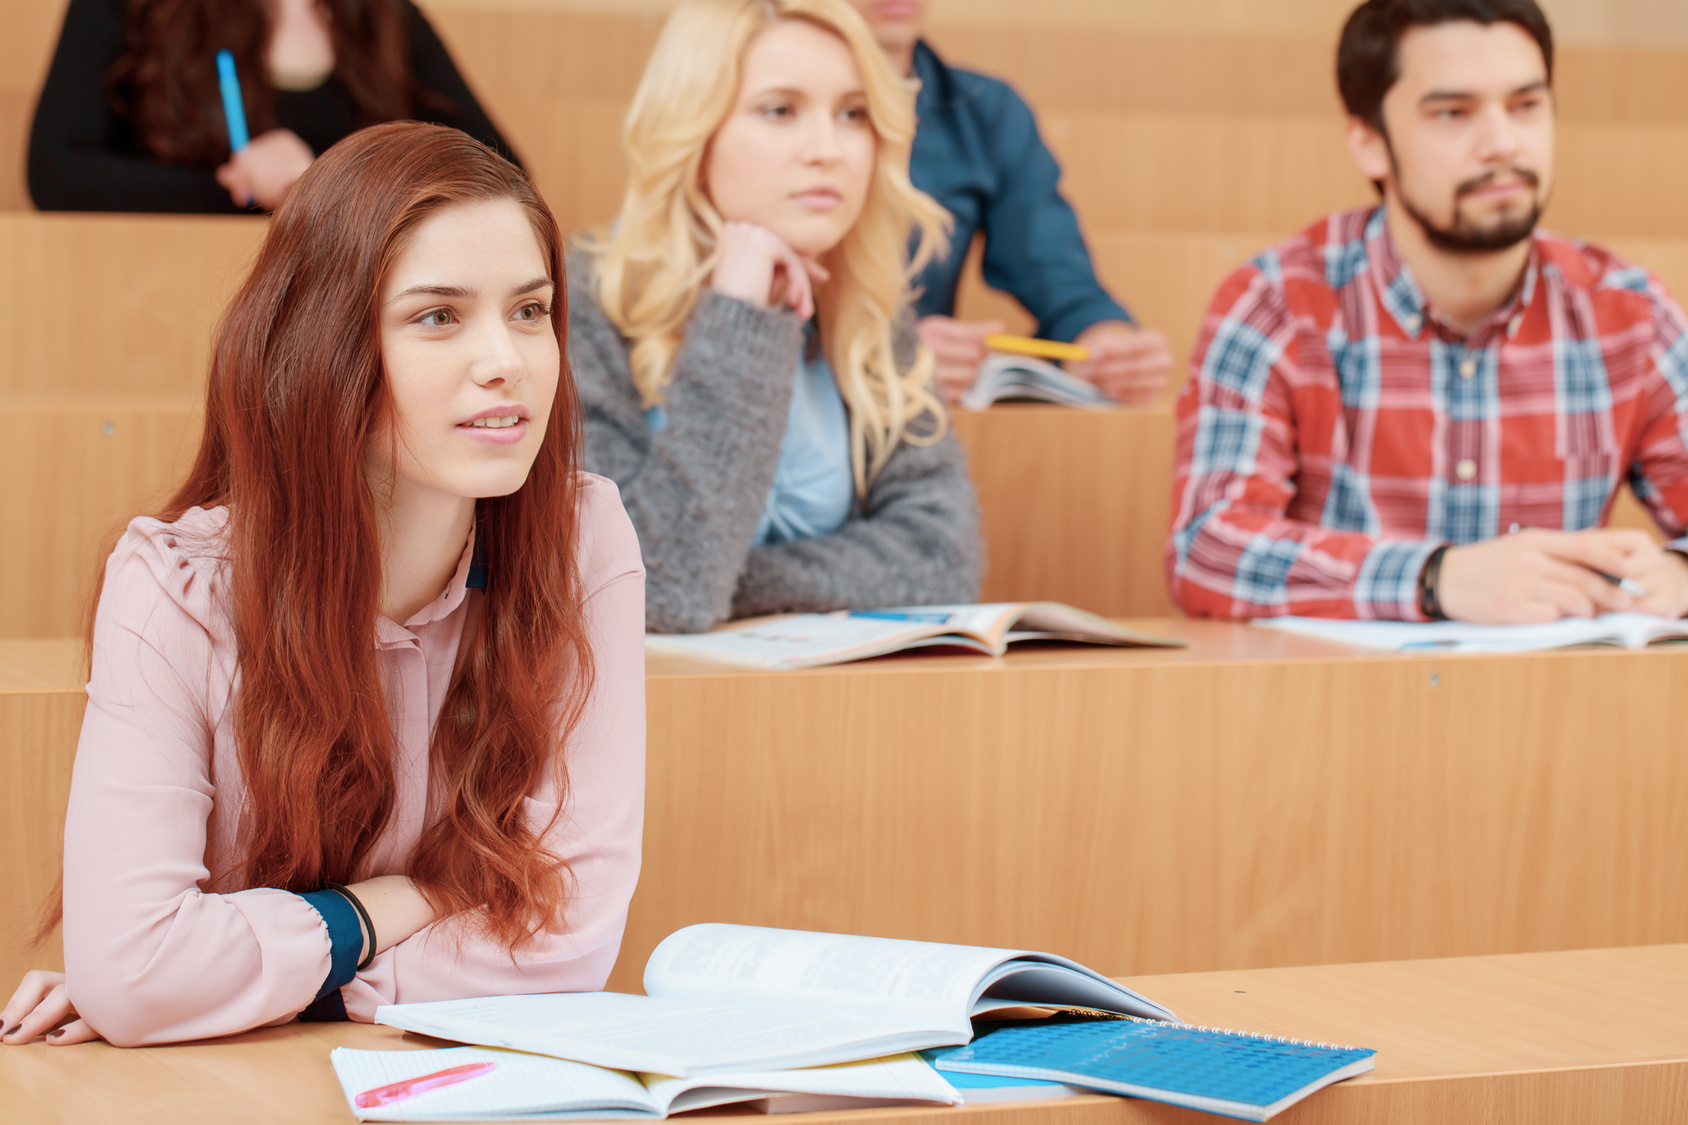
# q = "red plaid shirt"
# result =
<box><xmin>1168</xmin><ymin>208</ymin><xmax>1688</xmax><ymax>620</ymax></box>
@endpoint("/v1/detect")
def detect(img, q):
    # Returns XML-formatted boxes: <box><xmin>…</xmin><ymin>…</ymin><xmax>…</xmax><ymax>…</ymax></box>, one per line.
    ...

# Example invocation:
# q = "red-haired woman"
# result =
<box><xmin>29</xmin><ymin>0</ymin><xmax>515</xmax><ymax>212</ymax></box>
<box><xmin>0</xmin><ymin>122</ymin><xmax>644</xmax><ymax>1047</ymax></box>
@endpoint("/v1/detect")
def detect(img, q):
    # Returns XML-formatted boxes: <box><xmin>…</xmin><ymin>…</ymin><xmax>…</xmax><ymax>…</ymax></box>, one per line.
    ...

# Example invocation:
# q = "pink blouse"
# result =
<box><xmin>61</xmin><ymin>474</ymin><xmax>646</xmax><ymax>1047</ymax></box>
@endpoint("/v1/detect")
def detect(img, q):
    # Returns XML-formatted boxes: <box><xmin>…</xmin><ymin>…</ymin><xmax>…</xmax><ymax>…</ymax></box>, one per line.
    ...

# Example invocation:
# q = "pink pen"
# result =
<box><xmin>354</xmin><ymin>1060</ymin><xmax>497</xmax><ymax>1108</ymax></box>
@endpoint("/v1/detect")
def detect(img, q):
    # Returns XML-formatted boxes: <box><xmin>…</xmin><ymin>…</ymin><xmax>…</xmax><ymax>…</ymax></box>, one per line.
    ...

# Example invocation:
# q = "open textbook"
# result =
<box><xmin>376</xmin><ymin>924</ymin><xmax>1179</xmax><ymax>1078</ymax></box>
<box><xmin>1255</xmin><ymin>612</ymin><xmax>1688</xmax><ymax>653</ymax></box>
<box><xmin>960</xmin><ymin>354</ymin><xmax>1114</xmax><ymax>410</ymax></box>
<box><xmin>644</xmin><ymin>603</ymin><xmax>1185</xmax><ymax>670</ymax></box>
<box><xmin>331</xmin><ymin>1045</ymin><xmax>960</xmax><ymax>1122</ymax></box>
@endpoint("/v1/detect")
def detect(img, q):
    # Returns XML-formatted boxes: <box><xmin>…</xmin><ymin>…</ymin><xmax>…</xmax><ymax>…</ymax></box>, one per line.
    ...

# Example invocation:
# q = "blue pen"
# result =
<box><xmin>216</xmin><ymin>50</ymin><xmax>250</xmax><ymax>153</ymax></box>
<box><xmin>849</xmin><ymin>610</ymin><xmax>954</xmax><ymax>624</ymax></box>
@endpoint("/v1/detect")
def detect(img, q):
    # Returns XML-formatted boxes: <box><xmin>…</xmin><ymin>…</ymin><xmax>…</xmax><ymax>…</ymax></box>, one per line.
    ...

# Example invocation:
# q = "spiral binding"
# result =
<box><xmin>1174</xmin><ymin>1023</ymin><xmax>1364</xmax><ymax>1053</ymax></box>
<box><xmin>1049</xmin><ymin>1010</ymin><xmax>1366</xmax><ymax>1053</ymax></box>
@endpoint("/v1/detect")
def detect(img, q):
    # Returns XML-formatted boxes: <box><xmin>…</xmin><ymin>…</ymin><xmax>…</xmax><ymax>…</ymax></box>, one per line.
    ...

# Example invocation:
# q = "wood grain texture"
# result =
<box><xmin>0</xmin><ymin>649</ymin><xmax>83</xmax><ymax>989</ymax></box>
<box><xmin>3</xmin><ymin>946</ymin><xmax>1685</xmax><ymax>1124</ymax></box>
<box><xmin>617</xmin><ymin>629</ymin><xmax>1688</xmax><ymax>989</ymax></box>
<box><xmin>0</xmin><ymin>401</ymin><xmax>203</xmax><ymax>638</ymax></box>
<box><xmin>0</xmin><ymin>213</ymin><xmax>265</xmax><ymax>398</ymax></box>
<box><xmin>5</xmin><ymin>215</ymin><xmax>1682</xmax><ymax>407</ymax></box>
<box><xmin>5</xmin><ymin>390</ymin><xmax>1673</xmax><ymax>635</ymax></box>
<box><xmin>951</xmin><ymin>405</ymin><xmax>1176</xmax><ymax>617</ymax></box>
<box><xmin>8</xmin><ymin>624</ymin><xmax>1688</xmax><ymax>1073</ymax></box>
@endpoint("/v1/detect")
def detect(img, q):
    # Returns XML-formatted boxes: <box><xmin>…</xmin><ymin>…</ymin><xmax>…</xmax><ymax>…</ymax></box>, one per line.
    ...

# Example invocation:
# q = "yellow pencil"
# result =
<box><xmin>984</xmin><ymin>333</ymin><xmax>1090</xmax><ymax>363</ymax></box>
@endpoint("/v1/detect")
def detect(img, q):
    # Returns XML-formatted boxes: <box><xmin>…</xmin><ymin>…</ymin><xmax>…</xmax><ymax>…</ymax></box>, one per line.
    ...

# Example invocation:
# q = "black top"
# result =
<box><xmin>28</xmin><ymin>0</ymin><xmax>518</xmax><ymax>212</ymax></box>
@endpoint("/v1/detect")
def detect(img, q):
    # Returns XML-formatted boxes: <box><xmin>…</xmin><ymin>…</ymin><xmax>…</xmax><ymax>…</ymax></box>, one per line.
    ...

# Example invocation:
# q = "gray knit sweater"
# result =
<box><xmin>566</xmin><ymin>257</ymin><xmax>983</xmax><ymax>634</ymax></box>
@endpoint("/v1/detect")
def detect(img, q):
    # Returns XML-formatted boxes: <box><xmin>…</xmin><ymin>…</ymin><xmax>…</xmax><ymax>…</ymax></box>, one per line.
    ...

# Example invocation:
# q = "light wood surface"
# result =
<box><xmin>623</xmin><ymin>626</ymin><xmax>1688</xmax><ymax>990</ymax></box>
<box><xmin>8</xmin><ymin>624</ymin><xmax>1688</xmax><ymax>1011</ymax></box>
<box><xmin>0</xmin><ymin>640</ymin><xmax>81</xmax><ymax>983</ymax></box>
<box><xmin>950</xmin><ymin>405</ymin><xmax>1175</xmax><ymax>617</ymax></box>
<box><xmin>0</xmin><ymin>400</ymin><xmax>203</xmax><ymax>638</ymax></box>
<box><xmin>0</xmin><ymin>392</ymin><xmax>1663</xmax><ymax>636</ymax></box>
<box><xmin>0</xmin><ymin>213</ymin><xmax>265</xmax><ymax>397</ymax></box>
<box><xmin>2</xmin><ymin>943</ymin><xmax>1684</xmax><ymax>1124</ymax></box>
<box><xmin>7</xmin><ymin>215</ymin><xmax>1686</xmax><ymax>404</ymax></box>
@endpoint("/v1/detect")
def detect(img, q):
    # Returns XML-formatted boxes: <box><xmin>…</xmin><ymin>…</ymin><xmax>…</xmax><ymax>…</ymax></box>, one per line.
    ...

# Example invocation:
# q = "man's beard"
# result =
<box><xmin>1397</xmin><ymin>167</ymin><xmax>1544</xmax><ymax>255</ymax></box>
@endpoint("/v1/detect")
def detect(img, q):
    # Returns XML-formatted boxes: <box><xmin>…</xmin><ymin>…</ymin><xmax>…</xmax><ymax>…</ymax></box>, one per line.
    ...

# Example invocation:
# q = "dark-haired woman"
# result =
<box><xmin>29</xmin><ymin>0</ymin><xmax>516</xmax><ymax>212</ymax></box>
<box><xmin>0</xmin><ymin>122</ymin><xmax>644</xmax><ymax>1047</ymax></box>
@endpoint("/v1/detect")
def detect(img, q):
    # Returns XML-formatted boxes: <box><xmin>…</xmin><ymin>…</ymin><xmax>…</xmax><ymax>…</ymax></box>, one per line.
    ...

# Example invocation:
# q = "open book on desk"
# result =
<box><xmin>1255</xmin><ymin>612</ymin><xmax>1688</xmax><ymax>653</ymax></box>
<box><xmin>331</xmin><ymin>1045</ymin><xmax>960</xmax><ymax>1122</ymax></box>
<box><xmin>644</xmin><ymin>603</ymin><xmax>1185</xmax><ymax>670</ymax></box>
<box><xmin>960</xmin><ymin>354</ymin><xmax>1114</xmax><ymax>410</ymax></box>
<box><xmin>376</xmin><ymin>923</ymin><xmax>1179</xmax><ymax>1078</ymax></box>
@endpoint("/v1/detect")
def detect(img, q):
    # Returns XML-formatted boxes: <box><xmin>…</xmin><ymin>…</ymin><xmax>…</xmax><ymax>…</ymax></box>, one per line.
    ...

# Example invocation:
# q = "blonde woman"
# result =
<box><xmin>570</xmin><ymin>0</ymin><xmax>982</xmax><ymax>634</ymax></box>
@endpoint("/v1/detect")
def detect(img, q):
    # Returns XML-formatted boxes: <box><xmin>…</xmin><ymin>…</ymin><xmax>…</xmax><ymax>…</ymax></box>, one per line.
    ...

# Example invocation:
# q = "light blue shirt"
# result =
<box><xmin>641</xmin><ymin>344</ymin><xmax>854</xmax><ymax>547</ymax></box>
<box><xmin>753</xmin><ymin>349</ymin><xmax>854</xmax><ymax>545</ymax></box>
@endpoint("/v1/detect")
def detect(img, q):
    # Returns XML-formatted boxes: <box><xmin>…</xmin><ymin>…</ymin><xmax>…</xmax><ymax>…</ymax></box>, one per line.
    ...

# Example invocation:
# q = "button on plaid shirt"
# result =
<box><xmin>1168</xmin><ymin>207</ymin><xmax>1688</xmax><ymax>620</ymax></box>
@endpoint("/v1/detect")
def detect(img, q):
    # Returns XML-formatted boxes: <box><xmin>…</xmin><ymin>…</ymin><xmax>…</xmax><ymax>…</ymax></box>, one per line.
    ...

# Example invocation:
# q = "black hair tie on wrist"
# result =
<box><xmin>324</xmin><ymin>881</ymin><xmax>378</xmax><ymax>971</ymax></box>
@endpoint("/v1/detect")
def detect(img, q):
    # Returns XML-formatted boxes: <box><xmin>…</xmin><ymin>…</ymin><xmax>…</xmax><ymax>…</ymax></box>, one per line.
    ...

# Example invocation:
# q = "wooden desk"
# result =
<box><xmin>3</xmin><ymin>944</ymin><xmax>1683</xmax><ymax>1124</ymax></box>
<box><xmin>6</xmin><ymin>399</ymin><xmax>1175</xmax><ymax>637</ymax></box>
<box><xmin>15</xmin><ymin>622</ymin><xmax>1685</xmax><ymax>992</ymax></box>
<box><xmin>1</xmin><ymin>391</ymin><xmax>1664</xmax><ymax>637</ymax></box>
<box><xmin>951</xmin><ymin>405</ymin><xmax>1174</xmax><ymax>617</ymax></box>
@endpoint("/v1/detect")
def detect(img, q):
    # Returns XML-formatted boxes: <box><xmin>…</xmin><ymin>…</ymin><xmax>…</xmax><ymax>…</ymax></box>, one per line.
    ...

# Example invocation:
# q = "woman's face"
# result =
<box><xmin>704</xmin><ymin>19</ymin><xmax>877</xmax><ymax>257</ymax></box>
<box><xmin>374</xmin><ymin>199</ymin><xmax>558</xmax><ymax>504</ymax></box>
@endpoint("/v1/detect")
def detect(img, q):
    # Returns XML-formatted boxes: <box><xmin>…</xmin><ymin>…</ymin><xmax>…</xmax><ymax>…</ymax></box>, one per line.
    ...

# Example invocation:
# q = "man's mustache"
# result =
<box><xmin>1455</xmin><ymin>167</ymin><xmax>1541</xmax><ymax>199</ymax></box>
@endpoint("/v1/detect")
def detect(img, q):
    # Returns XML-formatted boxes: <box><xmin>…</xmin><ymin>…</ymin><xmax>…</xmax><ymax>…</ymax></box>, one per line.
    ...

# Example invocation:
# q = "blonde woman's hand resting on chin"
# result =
<box><xmin>0</xmin><ymin>875</ymin><xmax>436</xmax><ymax>1046</ymax></box>
<box><xmin>918</xmin><ymin>316</ymin><xmax>1001</xmax><ymax>405</ymax></box>
<box><xmin>709</xmin><ymin>220</ymin><xmax>829</xmax><ymax>321</ymax></box>
<box><xmin>1436</xmin><ymin>527</ymin><xmax>1688</xmax><ymax>623</ymax></box>
<box><xmin>2</xmin><ymin>971</ymin><xmax>98</xmax><ymax>1046</ymax></box>
<box><xmin>1065</xmin><ymin>321</ymin><xmax>1173</xmax><ymax>404</ymax></box>
<box><xmin>215</xmin><ymin>128</ymin><xmax>315</xmax><ymax>210</ymax></box>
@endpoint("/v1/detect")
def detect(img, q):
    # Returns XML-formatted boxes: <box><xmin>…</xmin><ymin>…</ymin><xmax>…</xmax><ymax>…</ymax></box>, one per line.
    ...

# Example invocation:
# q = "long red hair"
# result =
<box><xmin>163</xmin><ymin>121</ymin><xmax>590</xmax><ymax>948</ymax></box>
<box><xmin>109</xmin><ymin>0</ymin><xmax>424</xmax><ymax>168</ymax></box>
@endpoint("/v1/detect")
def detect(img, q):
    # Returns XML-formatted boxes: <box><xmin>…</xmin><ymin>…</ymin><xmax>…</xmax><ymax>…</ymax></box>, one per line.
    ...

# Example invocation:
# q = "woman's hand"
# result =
<box><xmin>342</xmin><ymin>874</ymin><xmax>440</xmax><ymax>961</ymax></box>
<box><xmin>215</xmin><ymin>129</ymin><xmax>315</xmax><ymax>210</ymax></box>
<box><xmin>1</xmin><ymin>971</ymin><xmax>99</xmax><ymax>1046</ymax></box>
<box><xmin>709</xmin><ymin>221</ymin><xmax>829</xmax><ymax>321</ymax></box>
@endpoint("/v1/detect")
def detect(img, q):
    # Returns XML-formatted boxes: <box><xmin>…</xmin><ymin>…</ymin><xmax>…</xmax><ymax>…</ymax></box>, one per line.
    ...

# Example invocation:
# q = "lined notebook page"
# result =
<box><xmin>330</xmin><ymin>1046</ymin><xmax>658</xmax><ymax>1121</ymax></box>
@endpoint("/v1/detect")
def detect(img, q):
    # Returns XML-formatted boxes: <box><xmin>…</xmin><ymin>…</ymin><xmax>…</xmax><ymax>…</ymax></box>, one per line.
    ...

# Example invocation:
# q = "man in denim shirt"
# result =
<box><xmin>845</xmin><ymin>0</ymin><xmax>1173</xmax><ymax>405</ymax></box>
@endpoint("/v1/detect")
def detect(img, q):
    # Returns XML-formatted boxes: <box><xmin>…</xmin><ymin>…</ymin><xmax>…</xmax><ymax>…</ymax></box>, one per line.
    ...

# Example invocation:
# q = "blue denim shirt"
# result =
<box><xmin>909</xmin><ymin>40</ymin><xmax>1131</xmax><ymax>342</ymax></box>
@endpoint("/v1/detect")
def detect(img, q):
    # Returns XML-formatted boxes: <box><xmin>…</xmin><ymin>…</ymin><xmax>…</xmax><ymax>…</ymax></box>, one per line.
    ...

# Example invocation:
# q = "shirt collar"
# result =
<box><xmin>374</xmin><ymin>524</ymin><xmax>478</xmax><ymax>646</ymax></box>
<box><xmin>1365</xmin><ymin>206</ymin><xmax>1540</xmax><ymax>343</ymax></box>
<box><xmin>910</xmin><ymin>40</ymin><xmax>951</xmax><ymax>111</ymax></box>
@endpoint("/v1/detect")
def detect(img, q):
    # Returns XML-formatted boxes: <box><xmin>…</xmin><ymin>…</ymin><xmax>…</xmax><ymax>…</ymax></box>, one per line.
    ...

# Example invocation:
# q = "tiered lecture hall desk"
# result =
<box><xmin>1</xmin><ymin>944</ymin><xmax>1684</xmax><ymax>1123</ymax></box>
<box><xmin>3</xmin><ymin>211</ymin><xmax>1679</xmax><ymax>636</ymax></box>
<box><xmin>8</xmin><ymin>622</ymin><xmax>1687</xmax><ymax>985</ymax></box>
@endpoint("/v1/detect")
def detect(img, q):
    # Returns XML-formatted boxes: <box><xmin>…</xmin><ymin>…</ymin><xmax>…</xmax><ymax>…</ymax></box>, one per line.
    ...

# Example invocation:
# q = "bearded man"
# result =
<box><xmin>1167</xmin><ymin>0</ymin><xmax>1688</xmax><ymax>623</ymax></box>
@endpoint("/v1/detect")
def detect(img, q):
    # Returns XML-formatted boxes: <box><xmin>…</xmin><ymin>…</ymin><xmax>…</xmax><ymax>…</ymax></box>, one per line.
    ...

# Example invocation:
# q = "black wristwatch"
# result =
<box><xmin>1418</xmin><ymin>544</ymin><xmax>1451</xmax><ymax>621</ymax></box>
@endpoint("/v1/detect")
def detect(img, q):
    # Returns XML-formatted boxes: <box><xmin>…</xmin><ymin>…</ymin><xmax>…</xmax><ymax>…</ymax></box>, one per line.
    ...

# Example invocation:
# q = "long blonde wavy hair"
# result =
<box><xmin>580</xmin><ymin>0</ymin><xmax>951</xmax><ymax>494</ymax></box>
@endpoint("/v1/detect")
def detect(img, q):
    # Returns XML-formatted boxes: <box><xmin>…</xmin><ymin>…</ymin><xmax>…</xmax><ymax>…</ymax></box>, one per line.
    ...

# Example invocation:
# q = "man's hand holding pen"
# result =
<box><xmin>1437</xmin><ymin>527</ymin><xmax>1688</xmax><ymax>624</ymax></box>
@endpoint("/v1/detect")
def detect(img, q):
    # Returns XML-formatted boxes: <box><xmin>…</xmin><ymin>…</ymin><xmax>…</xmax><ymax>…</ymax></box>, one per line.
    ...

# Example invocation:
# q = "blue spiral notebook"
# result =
<box><xmin>932</xmin><ymin>1019</ymin><xmax>1376</xmax><ymax>1121</ymax></box>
